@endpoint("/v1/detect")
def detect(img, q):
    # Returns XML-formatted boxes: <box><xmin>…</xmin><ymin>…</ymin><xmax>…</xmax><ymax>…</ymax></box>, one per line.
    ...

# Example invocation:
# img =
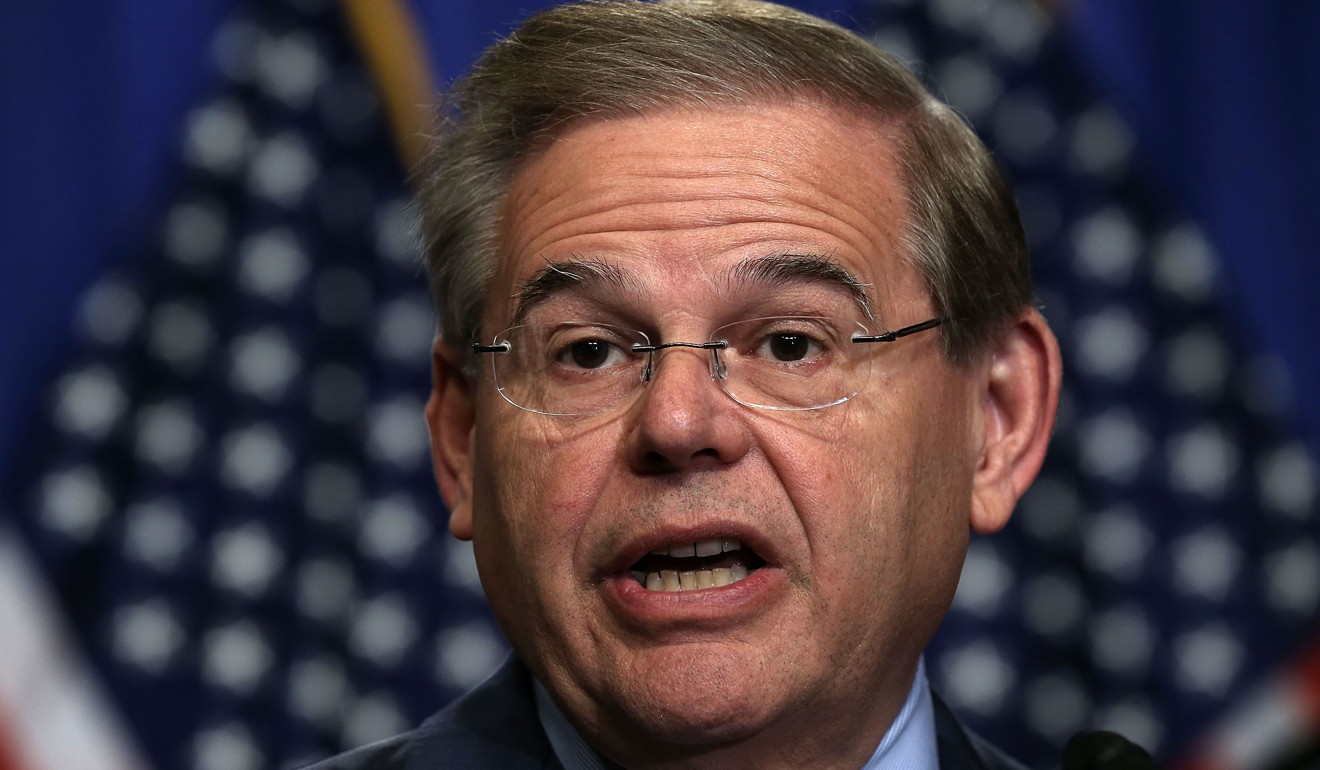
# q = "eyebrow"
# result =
<box><xmin>511</xmin><ymin>257</ymin><xmax>639</xmax><ymax>326</ymax></box>
<box><xmin>729</xmin><ymin>252</ymin><xmax>875</xmax><ymax>320</ymax></box>
<box><xmin>509</xmin><ymin>251</ymin><xmax>875</xmax><ymax>325</ymax></box>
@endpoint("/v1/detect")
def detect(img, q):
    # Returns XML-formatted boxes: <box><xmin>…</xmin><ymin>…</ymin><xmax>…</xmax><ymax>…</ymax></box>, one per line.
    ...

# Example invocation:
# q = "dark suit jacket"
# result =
<box><xmin>302</xmin><ymin>657</ymin><xmax>1027</xmax><ymax>769</ymax></box>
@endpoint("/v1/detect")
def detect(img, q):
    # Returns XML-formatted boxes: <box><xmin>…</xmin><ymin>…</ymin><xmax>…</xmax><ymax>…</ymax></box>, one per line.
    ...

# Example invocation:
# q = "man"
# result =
<box><xmin>310</xmin><ymin>0</ymin><xmax>1061</xmax><ymax>767</ymax></box>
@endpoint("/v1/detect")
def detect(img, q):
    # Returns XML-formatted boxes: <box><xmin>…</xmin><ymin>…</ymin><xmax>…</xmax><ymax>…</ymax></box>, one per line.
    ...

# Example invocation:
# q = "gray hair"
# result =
<box><xmin>416</xmin><ymin>0</ymin><xmax>1031</xmax><ymax>366</ymax></box>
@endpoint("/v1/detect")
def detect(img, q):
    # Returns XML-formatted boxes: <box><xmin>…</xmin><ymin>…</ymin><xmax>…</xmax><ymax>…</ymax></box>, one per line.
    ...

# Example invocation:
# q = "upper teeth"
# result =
<box><xmin>650</xmin><ymin>537</ymin><xmax>741</xmax><ymax>557</ymax></box>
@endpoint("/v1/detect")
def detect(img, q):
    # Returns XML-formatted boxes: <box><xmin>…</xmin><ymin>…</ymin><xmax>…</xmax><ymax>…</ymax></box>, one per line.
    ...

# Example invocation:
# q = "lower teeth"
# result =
<box><xmin>630</xmin><ymin>564</ymin><xmax>750</xmax><ymax>591</ymax></box>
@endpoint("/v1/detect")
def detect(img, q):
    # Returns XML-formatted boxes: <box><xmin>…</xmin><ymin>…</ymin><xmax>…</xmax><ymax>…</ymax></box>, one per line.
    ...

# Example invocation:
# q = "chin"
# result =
<box><xmin>610</xmin><ymin>644</ymin><xmax>792</xmax><ymax>748</ymax></box>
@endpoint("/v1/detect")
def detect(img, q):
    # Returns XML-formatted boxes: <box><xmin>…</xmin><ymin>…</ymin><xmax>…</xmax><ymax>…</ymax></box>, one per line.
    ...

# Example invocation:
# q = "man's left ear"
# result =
<box><xmin>969</xmin><ymin>308</ymin><xmax>1062</xmax><ymax>534</ymax></box>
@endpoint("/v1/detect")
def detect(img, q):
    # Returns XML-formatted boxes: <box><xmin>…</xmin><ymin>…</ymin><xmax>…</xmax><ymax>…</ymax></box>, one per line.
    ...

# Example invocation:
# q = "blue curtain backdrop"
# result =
<box><xmin>2</xmin><ymin>0</ymin><xmax>1319</xmax><ymax>766</ymax></box>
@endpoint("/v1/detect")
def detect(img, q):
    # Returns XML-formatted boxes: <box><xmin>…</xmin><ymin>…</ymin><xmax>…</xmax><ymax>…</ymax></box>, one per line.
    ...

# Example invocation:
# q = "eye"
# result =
<box><xmin>745</xmin><ymin>321</ymin><xmax>834</xmax><ymax>365</ymax></box>
<box><xmin>546</xmin><ymin>328</ymin><xmax>637</xmax><ymax>372</ymax></box>
<box><xmin>565</xmin><ymin>338</ymin><xmax>618</xmax><ymax>369</ymax></box>
<box><xmin>766</xmin><ymin>332</ymin><xmax>812</xmax><ymax>362</ymax></box>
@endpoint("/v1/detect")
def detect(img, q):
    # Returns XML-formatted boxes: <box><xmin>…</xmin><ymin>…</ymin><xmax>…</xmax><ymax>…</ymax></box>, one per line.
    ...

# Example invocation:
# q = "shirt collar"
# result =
<box><xmin>534</xmin><ymin>657</ymin><xmax>937</xmax><ymax>770</ymax></box>
<box><xmin>534</xmin><ymin>679</ymin><xmax>611</xmax><ymax>770</ymax></box>
<box><xmin>860</xmin><ymin>656</ymin><xmax>939</xmax><ymax>770</ymax></box>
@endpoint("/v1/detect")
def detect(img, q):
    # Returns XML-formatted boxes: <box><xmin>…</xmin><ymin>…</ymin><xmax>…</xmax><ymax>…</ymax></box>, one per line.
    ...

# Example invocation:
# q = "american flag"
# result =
<box><xmin>1</xmin><ymin>1</ymin><xmax>504</xmax><ymax>767</ymax></box>
<box><xmin>1</xmin><ymin>0</ymin><xmax>1317</xmax><ymax>768</ymax></box>
<box><xmin>858</xmin><ymin>0</ymin><xmax>1320</xmax><ymax>765</ymax></box>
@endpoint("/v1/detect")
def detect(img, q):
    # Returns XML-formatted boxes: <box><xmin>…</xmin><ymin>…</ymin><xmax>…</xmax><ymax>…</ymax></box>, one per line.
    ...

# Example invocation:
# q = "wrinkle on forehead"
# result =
<box><xmin>499</xmin><ymin>104</ymin><xmax>901</xmax><ymax>247</ymax></box>
<box><xmin>491</xmin><ymin>101</ymin><xmax>921</xmax><ymax>331</ymax></box>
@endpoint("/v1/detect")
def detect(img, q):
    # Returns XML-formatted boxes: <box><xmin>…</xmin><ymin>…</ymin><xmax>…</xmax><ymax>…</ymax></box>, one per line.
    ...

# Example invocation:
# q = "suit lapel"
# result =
<box><xmin>931</xmin><ymin>690</ymin><xmax>1028</xmax><ymax>770</ymax></box>
<box><xmin>407</xmin><ymin>656</ymin><xmax>561</xmax><ymax>769</ymax></box>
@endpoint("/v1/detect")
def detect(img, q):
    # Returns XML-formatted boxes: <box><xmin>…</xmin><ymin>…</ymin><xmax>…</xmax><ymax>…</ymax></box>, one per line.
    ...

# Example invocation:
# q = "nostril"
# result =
<box><xmin>638</xmin><ymin>445</ymin><xmax>721</xmax><ymax>474</ymax></box>
<box><xmin>626</xmin><ymin>347</ymin><xmax>751</xmax><ymax>472</ymax></box>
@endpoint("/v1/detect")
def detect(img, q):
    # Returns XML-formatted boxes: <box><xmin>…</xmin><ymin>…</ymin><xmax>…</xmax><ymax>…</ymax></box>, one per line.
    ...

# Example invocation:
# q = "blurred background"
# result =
<box><xmin>1</xmin><ymin>0</ymin><xmax>1318</xmax><ymax>768</ymax></box>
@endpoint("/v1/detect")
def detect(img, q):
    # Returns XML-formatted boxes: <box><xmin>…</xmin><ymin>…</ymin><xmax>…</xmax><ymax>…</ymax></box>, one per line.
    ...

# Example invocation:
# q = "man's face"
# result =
<box><xmin>436</xmin><ymin>101</ymin><xmax>995</xmax><ymax>763</ymax></box>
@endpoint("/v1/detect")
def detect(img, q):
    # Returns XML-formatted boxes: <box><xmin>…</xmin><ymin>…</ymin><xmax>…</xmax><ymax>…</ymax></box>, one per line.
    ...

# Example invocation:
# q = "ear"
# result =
<box><xmin>969</xmin><ymin>308</ymin><xmax>1062</xmax><ymax>534</ymax></box>
<box><xmin>425</xmin><ymin>338</ymin><xmax>477</xmax><ymax>541</ymax></box>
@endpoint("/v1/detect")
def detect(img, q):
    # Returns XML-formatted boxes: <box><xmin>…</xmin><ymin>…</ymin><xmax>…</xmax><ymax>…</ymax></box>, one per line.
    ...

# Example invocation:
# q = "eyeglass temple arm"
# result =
<box><xmin>851</xmin><ymin>317</ymin><xmax>943</xmax><ymax>344</ymax></box>
<box><xmin>472</xmin><ymin>342</ymin><xmax>510</xmax><ymax>354</ymax></box>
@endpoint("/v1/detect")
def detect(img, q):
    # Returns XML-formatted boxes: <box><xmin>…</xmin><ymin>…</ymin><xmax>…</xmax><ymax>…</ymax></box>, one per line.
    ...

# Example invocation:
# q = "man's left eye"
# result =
<box><xmin>752</xmin><ymin>330</ymin><xmax>830</xmax><ymax>364</ymax></box>
<box><xmin>767</xmin><ymin>333</ymin><xmax>811</xmax><ymax>361</ymax></box>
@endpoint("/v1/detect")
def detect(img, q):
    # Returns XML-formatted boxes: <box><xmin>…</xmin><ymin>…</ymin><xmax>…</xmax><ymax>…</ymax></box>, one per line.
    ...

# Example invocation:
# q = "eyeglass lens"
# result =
<box><xmin>487</xmin><ymin>317</ymin><xmax>872</xmax><ymax>416</ymax></box>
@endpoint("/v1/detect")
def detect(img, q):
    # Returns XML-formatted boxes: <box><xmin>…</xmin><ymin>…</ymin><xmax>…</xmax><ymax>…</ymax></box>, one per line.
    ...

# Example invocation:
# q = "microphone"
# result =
<box><xmin>1062</xmin><ymin>731</ymin><xmax>1159</xmax><ymax>770</ymax></box>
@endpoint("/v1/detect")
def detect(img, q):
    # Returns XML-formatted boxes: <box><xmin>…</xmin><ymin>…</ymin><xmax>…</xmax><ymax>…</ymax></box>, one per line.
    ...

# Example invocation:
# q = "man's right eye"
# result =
<box><xmin>554</xmin><ymin>337</ymin><xmax>628</xmax><ymax>370</ymax></box>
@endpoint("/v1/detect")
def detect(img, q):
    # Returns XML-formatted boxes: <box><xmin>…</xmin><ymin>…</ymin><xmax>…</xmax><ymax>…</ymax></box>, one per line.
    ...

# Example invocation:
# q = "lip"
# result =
<box><xmin>602</xmin><ymin>562</ymin><xmax>787</xmax><ymax>629</ymax></box>
<box><xmin>601</xmin><ymin>523</ymin><xmax>784</xmax><ymax>577</ymax></box>
<box><xmin>596</xmin><ymin>523</ymin><xmax>787</xmax><ymax>627</ymax></box>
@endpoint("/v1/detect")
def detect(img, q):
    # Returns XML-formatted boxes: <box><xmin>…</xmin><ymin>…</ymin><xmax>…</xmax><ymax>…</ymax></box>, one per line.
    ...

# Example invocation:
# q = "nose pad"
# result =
<box><xmin>626</xmin><ymin>341</ymin><xmax>750</xmax><ymax>472</ymax></box>
<box><xmin>639</xmin><ymin>341</ymin><xmax>726</xmax><ymax>386</ymax></box>
<box><xmin>711</xmin><ymin>348</ymin><xmax>728</xmax><ymax>381</ymax></box>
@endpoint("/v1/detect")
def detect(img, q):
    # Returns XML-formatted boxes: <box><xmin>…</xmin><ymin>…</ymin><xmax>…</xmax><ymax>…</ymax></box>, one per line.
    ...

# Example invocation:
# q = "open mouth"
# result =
<box><xmin>627</xmin><ymin>537</ymin><xmax>767</xmax><ymax>592</ymax></box>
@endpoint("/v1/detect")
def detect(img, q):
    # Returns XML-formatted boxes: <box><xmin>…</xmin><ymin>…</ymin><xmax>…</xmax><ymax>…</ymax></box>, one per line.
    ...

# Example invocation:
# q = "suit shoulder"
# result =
<box><xmin>962</xmin><ymin>730</ymin><xmax>1030</xmax><ymax>770</ymax></box>
<box><xmin>297</xmin><ymin>732</ymin><xmax>413</xmax><ymax>770</ymax></box>
<box><xmin>297</xmin><ymin>657</ymin><xmax>556</xmax><ymax>770</ymax></box>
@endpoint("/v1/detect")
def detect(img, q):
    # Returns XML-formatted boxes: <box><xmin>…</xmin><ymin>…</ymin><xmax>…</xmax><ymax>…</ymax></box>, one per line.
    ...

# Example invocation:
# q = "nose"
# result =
<box><xmin>625</xmin><ymin>343</ymin><xmax>751</xmax><ymax>473</ymax></box>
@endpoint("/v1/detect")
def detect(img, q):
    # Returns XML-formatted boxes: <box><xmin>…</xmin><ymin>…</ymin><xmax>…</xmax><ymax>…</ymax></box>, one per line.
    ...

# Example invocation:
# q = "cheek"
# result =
<box><xmin>468</xmin><ymin>415</ymin><xmax>626</xmax><ymax>652</ymax></box>
<box><xmin>793</xmin><ymin>377</ymin><xmax>975</xmax><ymax>575</ymax></box>
<box><xmin>876</xmin><ymin>379</ymin><xmax>979</xmax><ymax>592</ymax></box>
<box><xmin>471</xmin><ymin>413</ymin><xmax>624</xmax><ymax>563</ymax></box>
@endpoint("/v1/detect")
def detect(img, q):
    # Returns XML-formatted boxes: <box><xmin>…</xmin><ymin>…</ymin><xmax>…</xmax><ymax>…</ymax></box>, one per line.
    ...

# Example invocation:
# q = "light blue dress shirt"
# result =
<box><xmin>534</xmin><ymin>657</ymin><xmax>939</xmax><ymax>770</ymax></box>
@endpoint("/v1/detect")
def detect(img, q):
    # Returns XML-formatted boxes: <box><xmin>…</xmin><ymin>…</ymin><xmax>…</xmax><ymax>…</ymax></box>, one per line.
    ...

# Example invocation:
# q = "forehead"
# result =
<box><xmin>490</xmin><ymin>100</ymin><xmax>924</xmax><ymax>324</ymax></box>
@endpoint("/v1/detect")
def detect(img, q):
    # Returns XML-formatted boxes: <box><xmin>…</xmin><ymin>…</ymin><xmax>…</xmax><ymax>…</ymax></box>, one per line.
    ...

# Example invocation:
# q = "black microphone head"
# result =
<box><xmin>1062</xmin><ymin>730</ymin><xmax>1158</xmax><ymax>770</ymax></box>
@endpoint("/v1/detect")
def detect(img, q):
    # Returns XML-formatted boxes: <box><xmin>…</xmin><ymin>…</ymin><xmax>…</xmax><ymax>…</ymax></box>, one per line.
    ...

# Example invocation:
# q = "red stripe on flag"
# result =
<box><xmin>1291</xmin><ymin>638</ymin><xmax>1320</xmax><ymax>725</ymax></box>
<box><xmin>1171</xmin><ymin>749</ymin><xmax>1224</xmax><ymax>770</ymax></box>
<box><xmin>0</xmin><ymin>708</ymin><xmax>34</xmax><ymax>770</ymax></box>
